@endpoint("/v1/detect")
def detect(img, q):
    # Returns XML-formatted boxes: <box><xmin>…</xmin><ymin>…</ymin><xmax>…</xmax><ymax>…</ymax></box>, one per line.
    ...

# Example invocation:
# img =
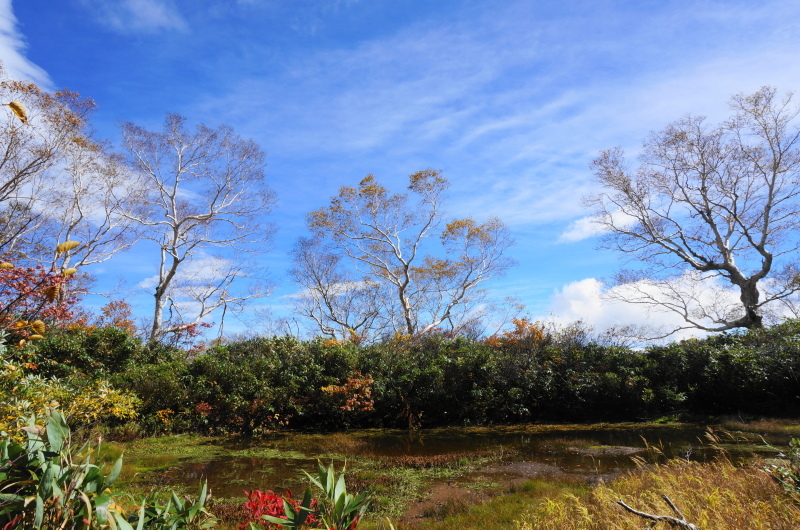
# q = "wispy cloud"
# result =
<box><xmin>0</xmin><ymin>0</ymin><xmax>51</xmax><ymax>85</ymax></box>
<box><xmin>188</xmin><ymin>0</ymin><xmax>800</xmax><ymax>231</ymax></box>
<box><xmin>79</xmin><ymin>0</ymin><xmax>187</xmax><ymax>34</ymax></box>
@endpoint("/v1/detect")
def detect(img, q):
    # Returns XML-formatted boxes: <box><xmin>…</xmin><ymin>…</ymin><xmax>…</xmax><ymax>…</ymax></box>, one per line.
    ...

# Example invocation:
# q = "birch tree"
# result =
<box><xmin>586</xmin><ymin>87</ymin><xmax>800</xmax><ymax>334</ymax></box>
<box><xmin>120</xmin><ymin>114</ymin><xmax>275</xmax><ymax>342</ymax></box>
<box><xmin>297</xmin><ymin>170</ymin><xmax>514</xmax><ymax>339</ymax></box>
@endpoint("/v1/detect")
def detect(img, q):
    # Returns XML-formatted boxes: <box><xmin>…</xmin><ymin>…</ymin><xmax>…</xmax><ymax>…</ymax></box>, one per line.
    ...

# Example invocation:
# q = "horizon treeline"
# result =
<box><xmin>3</xmin><ymin>317</ymin><xmax>799</xmax><ymax>438</ymax></box>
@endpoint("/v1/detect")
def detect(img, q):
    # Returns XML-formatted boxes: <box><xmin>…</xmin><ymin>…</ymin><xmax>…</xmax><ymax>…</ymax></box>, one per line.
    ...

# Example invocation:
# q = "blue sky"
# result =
<box><xmin>2</xmin><ymin>0</ymin><xmax>800</xmax><ymax>339</ymax></box>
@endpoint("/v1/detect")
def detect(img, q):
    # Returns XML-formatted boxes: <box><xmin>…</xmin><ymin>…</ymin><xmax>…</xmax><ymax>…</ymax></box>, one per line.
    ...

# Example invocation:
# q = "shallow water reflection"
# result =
<box><xmin>142</xmin><ymin>424</ymin><xmax>782</xmax><ymax>498</ymax></box>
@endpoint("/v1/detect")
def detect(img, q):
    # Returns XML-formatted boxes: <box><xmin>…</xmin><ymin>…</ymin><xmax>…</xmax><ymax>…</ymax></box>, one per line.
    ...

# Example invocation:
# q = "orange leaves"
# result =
<box><xmin>412</xmin><ymin>256</ymin><xmax>458</xmax><ymax>279</ymax></box>
<box><xmin>408</xmin><ymin>168</ymin><xmax>447</xmax><ymax>194</ymax></box>
<box><xmin>321</xmin><ymin>372</ymin><xmax>375</xmax><ymax>413</ymax></box>
<box><xmin>442</xmin><ymin>217</ymin><xmax>507</xmax><ymax>245</ymax></box>
<box><xmin>486</xmin><ymin>317</ymin><xmax>547</xmax><ymax>349</ymax></box>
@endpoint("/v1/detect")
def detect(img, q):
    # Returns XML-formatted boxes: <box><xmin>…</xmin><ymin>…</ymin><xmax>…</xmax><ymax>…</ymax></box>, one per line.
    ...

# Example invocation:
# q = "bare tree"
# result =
<box><xmin>290</xmin><ymin>236</ymin><xmax>384</xmax><ymax>341</ymax></box>
<box><xmin>120</xmin><ymin>114</ymin><xmax>276</xmax><ymax>342</ymax></box>
<box><xmin>298</xmin><ymin>170</ymin><xmax>515</xmax><ymax>340</ymax></box>
<box><xmin>586</xmin><ymin>87</ymin><xmax>800</xmax><ymax>334</ymax></box>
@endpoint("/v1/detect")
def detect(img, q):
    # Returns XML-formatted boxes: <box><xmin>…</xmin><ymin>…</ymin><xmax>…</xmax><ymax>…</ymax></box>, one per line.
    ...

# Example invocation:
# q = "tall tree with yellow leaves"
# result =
<box><xmin>296</xmin><ymin>170</ymin><xmax>515</xmax><ymax>340</ymax></box>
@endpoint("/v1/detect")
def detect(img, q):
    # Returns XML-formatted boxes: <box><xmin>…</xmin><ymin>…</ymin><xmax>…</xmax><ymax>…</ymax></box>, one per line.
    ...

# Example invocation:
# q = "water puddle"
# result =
<box><xmin>132</xmin><ymin>423</ymin><xmax>783</xmax><ymax>499</ymax></box>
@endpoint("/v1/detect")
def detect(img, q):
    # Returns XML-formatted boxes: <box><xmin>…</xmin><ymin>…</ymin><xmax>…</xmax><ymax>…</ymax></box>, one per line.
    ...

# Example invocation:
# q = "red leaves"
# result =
<box><xmin>0</xmin><ymin>261</ymin><xmax>79</xmax><ymax>332</ymax></box>
<box><xmin>240</xmin><ymin>489</ymin><xmax>320</xmax><ymax>529</ymax></box>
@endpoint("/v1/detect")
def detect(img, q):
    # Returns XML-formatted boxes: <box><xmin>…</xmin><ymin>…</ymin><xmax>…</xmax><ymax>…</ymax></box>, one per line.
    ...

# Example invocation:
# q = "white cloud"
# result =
<box><xmin>545</xmin><ymin>272</ymin><xmax>800</xmax><ymax>343</ymax></box>
<box><xmin>283</xmin><ymin>280</ymin><xmax>375</xmax><ymax>300</ymax></box>
<box><xmin>559</xmin><ymin>210</ymin><xmax>638</xmax><ymax>243</ymax></box>
<box><xmin>0</xmin><ymin>0</ymin><xmax>51</xmax><ymax>85</ymax></box>
<box><xmin>137</xmin><ymin>253</ymin><xmax>234</xmax><ymax>290</ymax></box>
<box><xmin>545</xmin><ymin>277</ymin><xmax>710</xmax><ymax>342</ymax></box>
<box><xmin>79</xmin><ymin>0</ymin><xmax>187</xmax><ymax>34</ymax></box>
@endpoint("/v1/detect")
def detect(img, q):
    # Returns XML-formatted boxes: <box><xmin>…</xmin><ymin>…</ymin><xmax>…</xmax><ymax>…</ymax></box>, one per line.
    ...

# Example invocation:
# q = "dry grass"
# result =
<box><xmin>316</xmin><ymin>432</ymin><xmax>371</xmax><ymax>455</ymax></box>
<box><xmin>517</xmin><ymin>459</ymin><xmax>800</xmax><ymax>529</ymax></box>
<box><xmin>718</xmin><ymin>417</ymin><xmax>800</xmax><ymax>437</ymax></box>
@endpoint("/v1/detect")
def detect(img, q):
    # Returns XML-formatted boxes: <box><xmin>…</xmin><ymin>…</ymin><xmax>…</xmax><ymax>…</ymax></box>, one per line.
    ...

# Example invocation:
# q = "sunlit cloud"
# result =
<box><xmin>544</xmin><ymin>272</ymin><xmax>800</xmax><ymax>343</ymax></box>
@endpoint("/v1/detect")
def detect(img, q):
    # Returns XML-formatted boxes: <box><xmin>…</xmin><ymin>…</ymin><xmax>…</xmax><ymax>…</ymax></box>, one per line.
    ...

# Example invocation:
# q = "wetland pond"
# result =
<box><xmin>119</xmin><ymin>422</ymin><xmax>792</xmax><ymax>520</ymax></box>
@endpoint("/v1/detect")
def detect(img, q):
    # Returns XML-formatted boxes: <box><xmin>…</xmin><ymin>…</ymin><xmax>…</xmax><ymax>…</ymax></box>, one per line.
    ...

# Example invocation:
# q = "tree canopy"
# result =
<box><xmin>587</xmin><ymin>87</ymin><xmax>800</xmax><ymax>334</ymax></box>
<box><xmin>293</xmin><ymin>170</ymin><xmax>515</xmax><ymax>341</ymax></box>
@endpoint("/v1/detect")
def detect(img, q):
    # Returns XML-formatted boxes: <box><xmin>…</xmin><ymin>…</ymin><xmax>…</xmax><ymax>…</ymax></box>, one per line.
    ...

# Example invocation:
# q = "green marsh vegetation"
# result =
<box><xmin>3</xmin><ymin>315</ymin><xmax>800</xmax><ymax>527</ymax></box>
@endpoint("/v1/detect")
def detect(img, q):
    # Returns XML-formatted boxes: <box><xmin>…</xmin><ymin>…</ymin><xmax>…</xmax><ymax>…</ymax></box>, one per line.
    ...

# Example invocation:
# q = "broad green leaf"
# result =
<box><xmin>104</xmin><ymin>454</ymin><xmax>124</xmax><ymax>489</ymax></box>
<box><xmin>303</xmin><ymin>469</ymin><xmax>323</xmax><ymax>491</ymax></box>
<box><xmin>263</xmin><ymin>514</ymin><xmax>292</xmax><ymax>526</ymax></box>
<box><xmin>326</xmin><ymin>462</ymin><xmax>335</xmax><ymax>493</ymax></box>
<box><xmin>135</xmin><ymin>503</ymin><xmax>147</xmax><ymax>530</ymax></box>
<box><xmin>45</xmin><ymin>410</ymin><xmax>69</xmax><ymax>453</ymax></box>
<box><xmin>78</xmin><ymin>490</ymin><xmax>93</xmax><ymax>528</ymax></box>
<box><xmin>34</xmin><ymin>494</ymin><xmax>43</xmax><ymax>528</ymax></box>
<box><xmin>197</xmin><ymin>479</ymin><xmax>208</xmax><ymax>506</ymax></box>
<box><xmin>0</xmin><ymin>493</ymin><xmax>24</xmax><ymax>503</ymax></box>
<box><xmin>334</xmin><ymin>472</ymin><xmax>346</xmax><ymax>500</ymax></box>
<box><xmin>112</xmin><ymin>511</ymin><xmax>136</xmax><ymax>530</ymax></box>
<box><xmin>95</xmin><ymin>492</ymin><xmax>114</xmax><ymax>523</ymax></box>
<box><xmin>171</xmin><ymin>491</ymin><xmax>183</xmax><ymax>511</ymax></box>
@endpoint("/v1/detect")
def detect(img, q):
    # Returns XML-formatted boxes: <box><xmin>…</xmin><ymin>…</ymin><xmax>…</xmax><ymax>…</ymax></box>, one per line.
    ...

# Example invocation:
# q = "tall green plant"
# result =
<box><xmin>259</xmin><ymin>461</ymin><xmax>370</xmax><ymax>530</ymax></box>
<box><xmin>0</xmin><ymin>409</ymin><xmax>216</xmax><ymax>529</ymax></box>
<box><xmin>0</xmin><ymin>409</ymin><xmax>128</xmax><ymax>529</ymax></box>
<box><xmin>128</xmin><ymin>481</ymin><xmax>217</xmax><ymax>530</ymax></box>
<box><xmin>304</xmin><ymin>461</ymin><xmax>370</xmax><ymax>530</ymax></box>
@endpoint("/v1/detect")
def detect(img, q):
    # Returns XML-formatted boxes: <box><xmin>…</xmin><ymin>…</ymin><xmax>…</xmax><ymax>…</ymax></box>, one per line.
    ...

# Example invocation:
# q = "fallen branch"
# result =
<box><xmin>616</xmin><ymin>494</ymin><xmax>698</xmax><ymax>529</ymax></box>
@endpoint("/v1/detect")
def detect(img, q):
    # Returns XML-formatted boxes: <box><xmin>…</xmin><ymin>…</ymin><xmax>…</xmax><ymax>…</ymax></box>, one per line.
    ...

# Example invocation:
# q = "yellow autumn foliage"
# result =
<box><xmin>0</xmin><ymin>360</ymin><xmax>139</xmax><ymax>439</ymax></box>
<box><xmin>5</xmin><ymin>100</ymin><xmax>28</xmax><ymax>124</ymax></box>
<box><xmin>31</xmin><ymin>320</ymin><xmax>46</xmax><ymax>335</ymax></box>
<box><xmin>55</xmin><ymin>240</ymin><xmax>80</xmax><ymax>253</ymax></box>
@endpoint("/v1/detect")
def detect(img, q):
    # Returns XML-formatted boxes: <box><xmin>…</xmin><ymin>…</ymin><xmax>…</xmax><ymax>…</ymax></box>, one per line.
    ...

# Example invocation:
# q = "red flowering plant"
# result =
<box><xmin>241</xmin><ymin>462</ymin><xmax>371</xmax><ymax>530</ymax></box>
<box><xmin>240</xmin><ymin>489</ymin><xmax>320</xmax><ymax>529</ymax></box>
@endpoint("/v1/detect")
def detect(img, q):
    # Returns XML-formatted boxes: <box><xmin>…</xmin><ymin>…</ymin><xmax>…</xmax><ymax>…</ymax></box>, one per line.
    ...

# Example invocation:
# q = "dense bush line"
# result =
<box><xmin>4</xmin><ymin>320</ymin><xmax>800</xmax><ymax>435</ymax></box>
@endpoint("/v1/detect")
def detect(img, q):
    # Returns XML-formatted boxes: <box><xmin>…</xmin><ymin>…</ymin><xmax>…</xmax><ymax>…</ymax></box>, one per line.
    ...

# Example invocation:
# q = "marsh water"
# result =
<box><xmin>135</xmin><ymin>423</ymin><xmax>784</xmax><ymax>499</ymax></box>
